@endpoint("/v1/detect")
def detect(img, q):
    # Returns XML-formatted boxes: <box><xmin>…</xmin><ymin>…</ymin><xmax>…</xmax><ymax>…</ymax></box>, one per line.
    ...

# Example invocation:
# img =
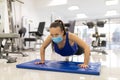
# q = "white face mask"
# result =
<box><xmin>52</xmin><ymin>35</ymin><xmax>63</xmax><ymax>44</ymax></box>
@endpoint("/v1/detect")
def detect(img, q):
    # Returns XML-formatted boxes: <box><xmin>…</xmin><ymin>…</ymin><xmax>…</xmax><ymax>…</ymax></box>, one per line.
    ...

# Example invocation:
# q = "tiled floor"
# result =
<box><xmin>0</xmin><ymin>47</ymin><xmax>120</xmax><ymax>80</ymax></box>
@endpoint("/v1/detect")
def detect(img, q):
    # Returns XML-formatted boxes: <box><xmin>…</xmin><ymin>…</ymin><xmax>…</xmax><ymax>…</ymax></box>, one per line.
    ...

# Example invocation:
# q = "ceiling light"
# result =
<box><xmin>105</xmin><ymin>0</ymin><xmax>119</xmax><ymax>6</ymax></box>
<box><xmin>76</xmin><ymin>14</ymin><xmax>88</xmax><ymax>19</ymax></box>
<box><xmin>105</xmin><ymin>10</ymin><xmax>118</xmax><ymax>16</ymax></box>
<box><xmin>68</xmin><ymin>6</ymin><xmax>79</xmax><ymax>11</ymax></box>
<box><xmin>48</xmin><ymin>0</ymin><xmax>67</xmax><ymax>6</ymax></box>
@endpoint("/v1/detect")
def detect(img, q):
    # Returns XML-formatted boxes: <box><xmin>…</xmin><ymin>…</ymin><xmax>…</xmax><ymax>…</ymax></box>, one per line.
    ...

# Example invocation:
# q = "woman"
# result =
<box><xmin>35</xmin><ymin>20</ymin><xmax>90</xmax><ymax>68</ymax></box>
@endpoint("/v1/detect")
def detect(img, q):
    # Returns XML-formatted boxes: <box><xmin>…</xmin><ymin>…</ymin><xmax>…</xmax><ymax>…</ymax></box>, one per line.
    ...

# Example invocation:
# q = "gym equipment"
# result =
<box><xmin>7</xmin><ymin>0</ymin><xmax>24</xmax><ymax>33</ymax></box>
<box><xmin>24</xmin><ymin>22</ymin><xmax>45</xmax><ymax>49</ymax></box>
<box><xmin>16</xmin><ymin>59</ymin><xmax>101</xmax><ymax>75</ymax></box>
<box><xmin>18</xmin><ymin>27</ymin><xmax>26</xmax><ymax>50</ymax></box>
<box><xmin>85</xmin><ymin>22</ymin><xmax>95</xmax><ymax>29</ymax></box>
<box><xmin>64</xmin><ymin>20</ymin><xmax>76</xmax><ymax>33</ymax></box>
<box><xmin>0</xmin><ymin>33</ymin><xmax>18</xmax><ymax>63</ymax></box>
<box><xmin>0</xmin><ymin>33</ymin><xmax>28</xmax><ymax>63</ymax></box>
<box><xmin>83</xmin><ymin>21</ymin><xmax>107</xmax><ymax>54</ymax></box>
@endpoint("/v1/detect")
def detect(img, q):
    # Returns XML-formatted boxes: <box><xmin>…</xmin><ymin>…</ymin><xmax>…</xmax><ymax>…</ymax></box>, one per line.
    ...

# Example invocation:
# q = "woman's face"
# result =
<box><xmin>50</xmin><ymin>26</ymin><xmax>64</xmax><ymax>38</ymax></box>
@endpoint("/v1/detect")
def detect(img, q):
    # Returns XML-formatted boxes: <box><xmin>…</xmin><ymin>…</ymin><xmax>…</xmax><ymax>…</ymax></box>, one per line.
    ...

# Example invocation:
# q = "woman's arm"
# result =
<box><xmin>69</xmin><ymin>32</ymin><xmax>90</xmax><ymax>67</ymax></box>
<box><xmin>35</xmin><ymin>35</ymin><xmax>52</xmax><ymax>64</ymax></box>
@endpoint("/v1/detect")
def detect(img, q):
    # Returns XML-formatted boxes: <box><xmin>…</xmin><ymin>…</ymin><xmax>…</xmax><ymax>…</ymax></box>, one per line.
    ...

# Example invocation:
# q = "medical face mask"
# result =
<box><xmin>52</xmin><ymin>35</ymin><xmax>63</xmax><ymax>44</ymax></box>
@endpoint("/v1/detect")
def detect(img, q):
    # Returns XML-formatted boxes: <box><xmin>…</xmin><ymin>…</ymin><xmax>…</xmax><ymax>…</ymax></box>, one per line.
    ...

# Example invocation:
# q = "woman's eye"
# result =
<box><xmin>55</xmin><ymin>34</ymin><xmax>59</xmax><ymax>36</ymax></box>
<box><xmin>51</xmin><ymin>34</ymin><xmax>59</xmax><ymax>37</ymax></box>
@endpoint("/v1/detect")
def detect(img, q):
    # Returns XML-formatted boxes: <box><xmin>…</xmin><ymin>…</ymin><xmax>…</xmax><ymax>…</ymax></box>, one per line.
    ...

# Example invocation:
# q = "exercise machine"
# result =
<box><xmin>0</xmin><ymin>33</ymin><xmax>18</xmax><ymax>63</ymax></box>
<box><xmin>24</xmin><ymin>22</ymin><xmax>45</xmax><ymax>50</ymax></box>
<box><xmin>0</xmin><ymin>33</ymin><xmax>28</xmax><ymax>63</ymax></box>
<box><xmin>83</xmin><ymin>21</ymin><xmax>107</xmax><ymax>54</ymax></box>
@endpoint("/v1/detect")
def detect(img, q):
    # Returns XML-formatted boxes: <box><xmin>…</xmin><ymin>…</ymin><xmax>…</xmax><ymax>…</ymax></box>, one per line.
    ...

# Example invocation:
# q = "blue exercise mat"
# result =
<box><xmin>16</xmin><ymin>59</ymin><xmax>101</xmax><ymax>75</ymax></box>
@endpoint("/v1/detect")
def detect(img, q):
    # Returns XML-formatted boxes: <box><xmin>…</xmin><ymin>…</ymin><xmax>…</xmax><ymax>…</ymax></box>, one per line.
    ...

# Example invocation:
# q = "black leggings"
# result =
<box><xmin>75</xmin><ymin>45</ymin><xmax>84</xmax><ymax>55</ymax></box>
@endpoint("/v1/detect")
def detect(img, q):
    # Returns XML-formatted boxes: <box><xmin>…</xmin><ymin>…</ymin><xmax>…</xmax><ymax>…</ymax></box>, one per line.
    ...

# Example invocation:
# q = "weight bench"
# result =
<box><xmin>0</xmin><ymin>33</ymin><xmax>27</xmax><ymax>63</ymax></box>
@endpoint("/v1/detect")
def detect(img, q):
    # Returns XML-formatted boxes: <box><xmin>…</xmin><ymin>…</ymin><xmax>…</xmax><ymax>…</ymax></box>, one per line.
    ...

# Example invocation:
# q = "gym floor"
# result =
<box><xmin>0</xmin><ymin>46</ymin><xmax>120</xmax><ymax>80</ymax></box>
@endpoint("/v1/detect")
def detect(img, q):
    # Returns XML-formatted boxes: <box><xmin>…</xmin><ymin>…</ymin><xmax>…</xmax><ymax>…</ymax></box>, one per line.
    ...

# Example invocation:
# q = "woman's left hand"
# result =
<box><xmin>78</xmin><ymin>64</ymin><xmax>89</xmax><ymax>68</ymax></box>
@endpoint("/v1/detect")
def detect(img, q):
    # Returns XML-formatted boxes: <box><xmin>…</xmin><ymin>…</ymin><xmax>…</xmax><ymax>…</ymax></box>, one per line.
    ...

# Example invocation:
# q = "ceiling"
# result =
<box><xmin>32</xmin><ymin>0</ymin><xmax>120</xmax><ymax>21</ymax></box>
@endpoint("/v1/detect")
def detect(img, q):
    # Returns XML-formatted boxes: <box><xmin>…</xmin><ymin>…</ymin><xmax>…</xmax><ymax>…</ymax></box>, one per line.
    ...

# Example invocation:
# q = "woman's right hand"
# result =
<box><xmin>34</xmin><ymin>61</ymin><xmax>45</xmax><ymax>64</ymax></box>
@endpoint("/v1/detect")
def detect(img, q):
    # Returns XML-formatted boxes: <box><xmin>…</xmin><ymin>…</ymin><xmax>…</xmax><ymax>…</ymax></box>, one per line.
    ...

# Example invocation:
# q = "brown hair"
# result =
<box><xmin>50</xmin><ymin>20</ymin><xmax>66</xmax><ymax>35</ymax></box>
